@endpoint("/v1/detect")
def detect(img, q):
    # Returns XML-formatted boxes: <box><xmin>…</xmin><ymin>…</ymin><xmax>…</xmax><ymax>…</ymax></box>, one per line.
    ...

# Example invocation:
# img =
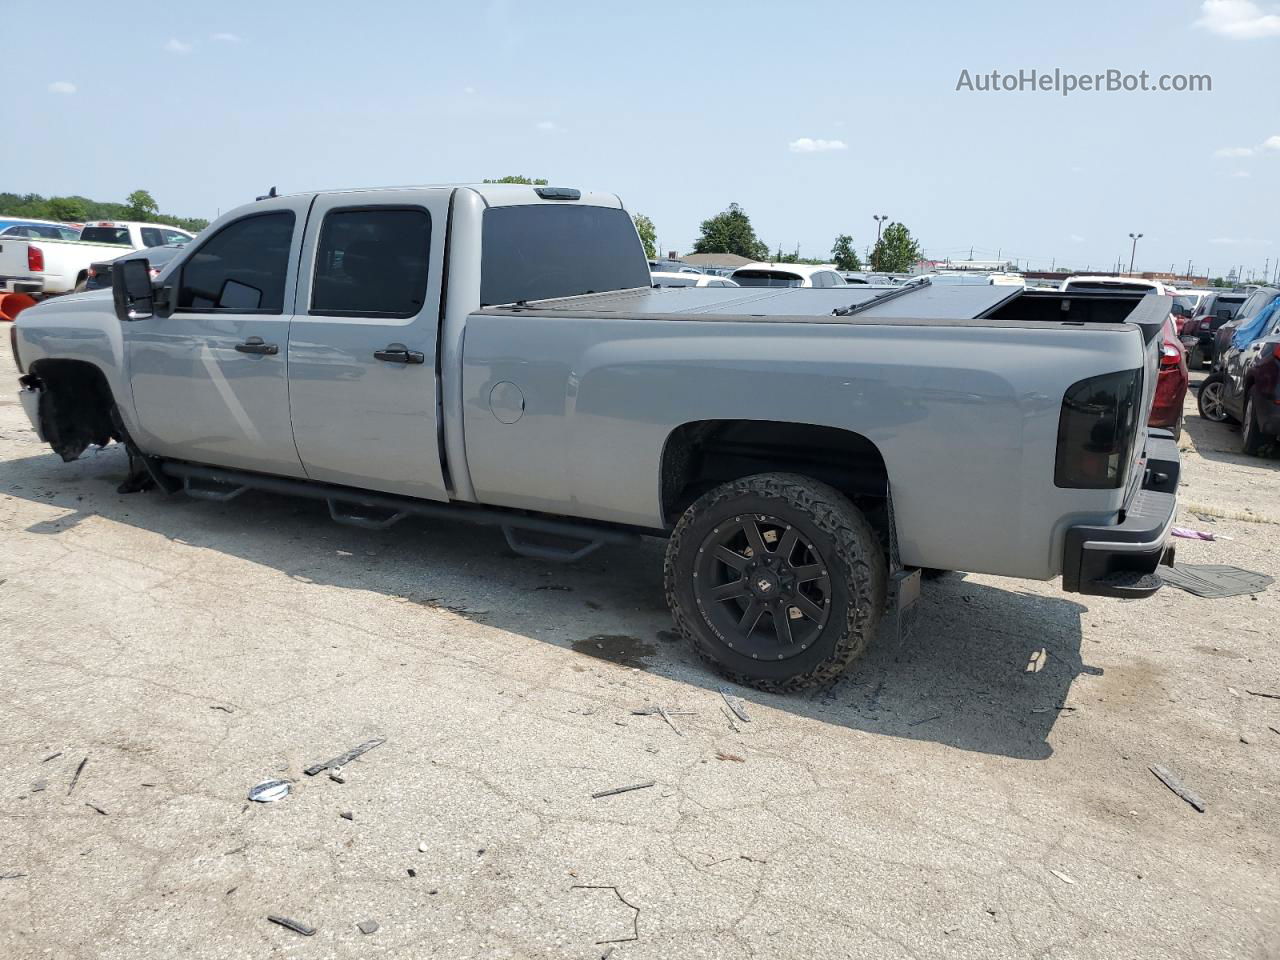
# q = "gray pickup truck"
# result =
<box><xmin>10</xmin><ymin>183</ymin><xmax>1179</xmax><ymax>690</ymax></box>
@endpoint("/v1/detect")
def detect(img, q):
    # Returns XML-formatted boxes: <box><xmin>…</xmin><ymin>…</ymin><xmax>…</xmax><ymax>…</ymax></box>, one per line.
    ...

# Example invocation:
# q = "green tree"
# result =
<box><xmin>46</xmin><ymin>196</ymin><xmax>88</xmax><ymax>222</ymax></box>
<box><xmin>125</xmin><ymin>189</ymin><xmax>159</xmax><ymax>220</ymax></box>
<box><xmin>870</xmin><ymin>222</ymin><xmax>922</xmax><ymax>273</ymax></box>
<box><xmin>692</xmin><ymin>203</ymin><xmax>768</xmax><ymax>261</ymax></box>
<box><xmin>482</xmin><ymin>175</ymin><xmax>549</xmax><ymax>185</ymax></box>
<box><xmin>632</xmin><ymin>213</ymin><xmax>657</xmax><ymax>259</ymax></box>
<box><xmin>831</xmin><ymin>234</ymin><xmax>862</xmax><ymax>272</ymax></box>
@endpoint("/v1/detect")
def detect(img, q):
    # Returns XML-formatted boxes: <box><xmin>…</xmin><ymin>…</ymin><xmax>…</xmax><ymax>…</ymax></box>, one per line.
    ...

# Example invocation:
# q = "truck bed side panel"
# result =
<box><xmin>460</xmin><ymin>315</ymin><xmax>1145</xmax><ymax>580</ymax></box>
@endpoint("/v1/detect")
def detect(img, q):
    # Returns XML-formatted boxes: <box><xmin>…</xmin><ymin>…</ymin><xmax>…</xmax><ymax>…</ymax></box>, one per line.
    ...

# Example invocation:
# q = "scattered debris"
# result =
<box><xmin>655</xmin><ymin>704</ymin><xmax>682</xmax><ymax>737</ymax></box>
<box><xmin>31</xmin><ymin>780</ymin><xmax>47</xmax><ymax>793</ymax></box>
<box><xmin>630</xmin><ymin>708</ymin><xmax>696</xmax><ymax>716</ymax></box>
<box><xmin>340</xmin><ymin>811</ymin><xmax>354</xmax><ymax>821</ymax></box>
<box><xmin>304</xmin><ymin>737</ymin><xmax>386</xmax><ymax>777</ymax></box>
<box><xmin>224</xmin><ymin>845</ymin><xmax>247</xmax><ymax>856</ymax></box>
<box><xmin>357</xmin><ymin>919</ymin><xmax>380</xmax><ymax>935</ymax></box>
<box><xmin>210</xmin><ymin>705</ymin><xmax>234</xmax><ymax>713</ymax></box>
<box><xmin>407</xmin><ymin>868</ymin><xmax>417</xmax><ymax>878</ymax></box>
<box><xmin>1050</xmin><ymin>869</ymin><xmax>1076</xmax><ymax>885</ymax></box>
<box><xmin>1031</xmin><ymin>705</ymin><xmax>1077</xmax><ymax>714</ymax></box>
<box><xmin>418</xmin><ymin>841</ymin><xmax>429</xmax><ymax>853</ymax></box>
<box><xmin>1245</xmin><ymin>690</ymin><xmax>1280</xmax><ymax>701</ymax></box>
<box><xmin>1269</xmin><ymin>726</ymin><xmax>1280</xmax><ymax>736</ymax></box>
<box><xmin>1150</xmin><ymin>764</ymin><xmax>1206</xmax><ymax>813</ymax></box>
<box><xmin>719</xmin><ymin>687</ymin><xmax>750</xmax><ymax>723</ymax></box>
<box><xmin>739</xmin><ymin>855</ymin><xmax>767</xmax><ymax>864</ymax></box>
<box><xmin>715</xmin><ymin>751</ymin><xmax>745</xmax><ymax>763</ymax></box>
<box><xmin>909</xmin><ymin>714</ymin><xmax>941</xmax><ymax>727</ymax></box>
<box><xmin>1171</xmin><ymin>526</ymin><xmax>1230</xmax><ymax>542</ymax></box>
<box><xmin>591</xmin><ymin>781</ymin><xmax>656</xmax><ymax>799</ymax></box>
<box><xmin>267</xmin><ymin>915</ymin><xmax>316</xmax><ymax>937</ymax></box>
<box><xmin>720</xmin><ymin>708</ymin><xmax>741</xmax><ymax>733</ymax></box>
<box><xmin>571</xmin><ymin>885</ymin><xmax>640</xmax><ymax>945</ymax></box>
<box><xmin>85</xmin><ymin>803</ymin><xmax>107</xmax><ymax>816</ymax></box>
<box><xmin>535</xmin><ymin>584</ymin><xmax>572</xmax><ymax>591</ymax></box>
<box><xmin>248</xmin><ymin>779</ymin><xmax>291</xmax><ymax>803</ymax></box>
<box><xmin>1159</xmin><ymin>563</ymin><xmax>1273</xmax><ymax>599</ymax></box>
<box><xmin>41</xmin><ymin>752</ymin><xmax>61</xmax><ymax>763</ymax></box>
<box><xmin>1</xmin><ymin>873</ymin><xmax>28</xmax><ymax>881</ymax></box>
<box><xmin>329</xmin><ymin>767</ymin><xmax>346</xmax><ymax>784</ymax></box>
<box><xmin>67</xmin><ymin>756</ymin><xmax>88</xmax><ymax>795</ymax></box>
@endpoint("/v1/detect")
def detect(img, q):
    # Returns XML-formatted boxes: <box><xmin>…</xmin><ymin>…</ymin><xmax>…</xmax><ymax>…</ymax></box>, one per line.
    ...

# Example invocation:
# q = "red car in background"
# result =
<box><xmin>1150</xmin><ymin>313</ymin><xmax>1189</xmax><ymax>436</ymax></box>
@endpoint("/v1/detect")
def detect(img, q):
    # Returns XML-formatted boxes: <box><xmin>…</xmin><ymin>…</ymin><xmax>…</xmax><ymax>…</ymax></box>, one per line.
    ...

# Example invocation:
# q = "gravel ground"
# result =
<box><xmin>1</xmin><ymin>335</ymin><xmax>1277</xmax><ymax>960</ymax></box>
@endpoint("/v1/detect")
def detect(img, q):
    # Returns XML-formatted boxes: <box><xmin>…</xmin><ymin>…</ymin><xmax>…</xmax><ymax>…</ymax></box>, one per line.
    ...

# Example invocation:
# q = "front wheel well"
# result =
<box><xmin>660</xmin><ymin>419</ymin><xmax>889</xmax><ymax>523</ymax></box>
<box><xmin>25</xmin><ymin>359</ymin><xmax>120</xmax><ymax>461</ymax></box>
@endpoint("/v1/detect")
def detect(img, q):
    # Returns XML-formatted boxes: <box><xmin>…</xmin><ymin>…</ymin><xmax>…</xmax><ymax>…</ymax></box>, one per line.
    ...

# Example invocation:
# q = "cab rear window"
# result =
<box><xmin>732</xmin><ymin>270</ymin><xmax>803</xmax><ymax>288</ymax></box>
<box><xmin>80</xmin><ymin>226</ymin><xmax>131</xmax><ymax>245</ymax></box>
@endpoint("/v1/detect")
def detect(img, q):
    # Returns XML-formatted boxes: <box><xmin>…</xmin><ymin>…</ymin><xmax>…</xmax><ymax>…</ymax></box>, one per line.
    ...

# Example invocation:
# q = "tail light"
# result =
<box><xmin>27</xmin><ymin>245</ymin><xmax>44</xmax><ymax>272</ymax></box>
<box><xmin>1055</xmin><ymin>369</ymin><xmax>1142</xmax><ymax>489</ymax></box>
<box><xmin>1160</xmin><ymin>345</ymin><xmax>1181</xmax><ymax>370</ymax></box>
<box><xmin>1199</xmin><ymin>318</ymin><xmax>1212</xmax><ymax>331</ymax></box>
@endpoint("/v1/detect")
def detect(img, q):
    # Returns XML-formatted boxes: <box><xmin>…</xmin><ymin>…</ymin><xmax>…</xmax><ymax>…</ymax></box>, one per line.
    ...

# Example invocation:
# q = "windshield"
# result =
<box><xmin>80</xmin><ymin>226</ymin><xmax>132</xmax><ymax>245</ymax></box>
<box><xmin>480</xmin><ymin>204</ymin><xmax>649</xmax><ymax>305</ymax></box>
<box><xmin>732</xmin><ymin>269</ymin><xmax>803</xmax><ymax>288</ymax></box>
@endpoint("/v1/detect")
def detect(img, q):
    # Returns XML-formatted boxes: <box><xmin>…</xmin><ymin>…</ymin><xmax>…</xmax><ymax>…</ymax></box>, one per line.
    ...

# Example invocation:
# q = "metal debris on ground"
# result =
<box><xmin>267</xmin><ymin>915</ymin><xmax>316</xmax><ymax>936</ymax></box>
<box><xmin>591</xmin><ymin>781</ymin><xmax>656</xmax><ymax>799</ymax></box>
<box><xmin>329</xmin><ymin>767</ymin><xmax>346</xmax><ymax>784</ymax></box>
<box><xmin>1149</xmin><ymin>764</ymin><xmax>1206</xmax><ymax>813</ymax></box>
<box><xmin>909</xmin><ymin>714</ymin><xmax>941</xmax><ymax>727</ymax></box>
<box><xmin>1050</xmin><ymin>869</ymin><xmax>1076</xmax><ymax>885</ymax></box>
<box><xmin>41</xmin><ymin>752</ymin><xmax>61</xmax><ymax>763</ymax></box>
<box><xmin>630</xmin><ymin>708</ymin><xmax>695</xmax><ymax>716</ymax></box>
<box><xmin>1</xmin><ymin>873</ymin><xmax>27</xmax><ymax>880</ymax></box>
<box><xmin>407</xmin><ymin>868</ymin><xmax>417</xmax><ymax>877</ymax></box>
<box><xmin>210</xmin><ymin>705</ymin><xmax>234</xmax><ymax>713</ymax></box>
<box><xmin>85</xmin><ymin>803</ymin><xmax>107</xmax><ymax>816</ymax></box>
<box><xmin>570</xmin><ymin>885</ymin><xmax>640</xmax><ymax>945</ymax></box>
<box><xmin>304</xmin><ymin>737</ymin><xmax>386</xmax><ymax>776</ymax></box>
<box><xmin>340</xmin><ymin>811</ymin><xmax>354</xmax><ymax>821</ymax></box>
<box><xmin>719</xmin><ymin>687</ymin><xmax>750</xmax><ymax>723</ymax></box>
<box><xmin>655</xmin><ymin>704</ymin><xmax>682</xmax><ymax>736</ymax></box>
<box><xmin>1245</xmin><ymin>690</ymin><xmax>1280</xmax><ymax>700</ymax></box>
<box><xmin>357</xmin><ymin>919</ymin><xmax>380</xmax><ymax>935</ymax></box>
<box><xmin>1031</xmin><ymin>705</ymin><xmax>1077</xmax><ymax>714</ymax></box>
<box><xmin>248</xmin><ymin>779</ymin><xmax>291</xmax><ymax>803</ymax></box>
<box><xmin>716</xmin><ymin>751</ymin><xmax>745</xmax><ymax>762</ymax></box>
<box><xmin>67</xmin><ymin>756</ymin><xmax>87</xmax><ymax>795</ymax></box>
<box><xmin>31</xmin><ymin>780</ymin><xmax>47</xmax><ymax>793</ymax></box>
<box><xmin>418</xmin><ymin>841</ymin><xmax>429</xmax><ymax>852</ymax></box>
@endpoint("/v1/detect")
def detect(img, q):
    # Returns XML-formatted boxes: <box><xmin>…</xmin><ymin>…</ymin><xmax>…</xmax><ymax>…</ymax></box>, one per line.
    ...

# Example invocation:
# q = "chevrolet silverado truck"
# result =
<box><xmin>10</xmin><ymin>183</ymin><xmax>1179</xmax><ymax>690</ymax></box>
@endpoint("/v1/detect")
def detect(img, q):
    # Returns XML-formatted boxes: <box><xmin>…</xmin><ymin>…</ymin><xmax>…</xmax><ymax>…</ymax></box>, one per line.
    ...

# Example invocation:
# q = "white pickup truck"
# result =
<box><xmin>0</xmin><ymin>220</ymin><xmax>194</xmax><ymax>296</ymax></box>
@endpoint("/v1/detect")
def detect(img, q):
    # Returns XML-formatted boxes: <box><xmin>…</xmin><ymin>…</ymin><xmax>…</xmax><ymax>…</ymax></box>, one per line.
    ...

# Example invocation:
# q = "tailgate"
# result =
<box><xmin>0</xmin><ymin>238</ymin><xmax>33</xmax><ymax>277</ymax></box>
<box><xmin>1126</xmin><ymin>296</ymin><xmax>1172</xmax><ymax>506</ymax></box>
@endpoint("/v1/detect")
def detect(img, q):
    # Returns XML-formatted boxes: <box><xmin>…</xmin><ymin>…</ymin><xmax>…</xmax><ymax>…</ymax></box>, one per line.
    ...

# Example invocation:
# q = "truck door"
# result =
<box><xmin>126</xmin><ymin>198</ymin><xmax>310</xmax><ymax>477</ymax></box>
<box><xmin>287</xmin><ymin>189</ymin><xmax>451</xmax><ymax>501</ymax></box>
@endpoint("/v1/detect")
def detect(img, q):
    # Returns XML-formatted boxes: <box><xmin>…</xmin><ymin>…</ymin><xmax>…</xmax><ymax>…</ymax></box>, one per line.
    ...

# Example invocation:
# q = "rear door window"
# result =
<box><xmin>480</xmin><ymin>204</ymin><xmax>649</xmax><ymax>306</ymax></box>
<box><xmin>311</xmin><ymin>207</ymin><xmax>432</xmax><ymax>317</ymax></box>
<box><xmin>140</xmin><ymin>227</ymin><xmax>165</xmax><ymax>247</ymax></box>
<box><xmin>176</xmin><ymin>211</ymin><xmax>295</xmax><ymax>313</ymax></box>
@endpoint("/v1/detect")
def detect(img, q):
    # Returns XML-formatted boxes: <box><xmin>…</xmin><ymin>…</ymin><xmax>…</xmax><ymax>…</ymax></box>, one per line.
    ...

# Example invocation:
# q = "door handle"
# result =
<box><xmin>374</xmin><ymin>344</ymin><xmax>425</xmax><ymax>365</ymax></box>
<box><xmin>234</xmin><ymin>337</ymin><xmax>279</xmax><ymax>355</ymax></box>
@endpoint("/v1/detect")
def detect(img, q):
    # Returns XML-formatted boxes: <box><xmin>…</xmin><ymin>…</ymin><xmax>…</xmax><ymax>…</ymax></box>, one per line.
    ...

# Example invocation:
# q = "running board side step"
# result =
<box><xmin>160</xmin><ymin>461</ymin><xmax>639</xmax><ymax>561</ymax></box>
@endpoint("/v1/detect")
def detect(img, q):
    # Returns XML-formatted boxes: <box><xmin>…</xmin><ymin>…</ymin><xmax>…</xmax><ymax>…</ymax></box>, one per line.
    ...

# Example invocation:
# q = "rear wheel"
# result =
<box><xmin>664</xmin><ymin>473</ymin><xmax>887</xmax><ymax>692</ymax></box>
<box><xmin>1197</xmin><ymin>374</ymin><xmax>1235</xmax><ymax>424</ymax></box>
<box><xmin>1241</xmin><ymin>395</ymin><xmax>1266</xmax><ymax>456</ymax></box>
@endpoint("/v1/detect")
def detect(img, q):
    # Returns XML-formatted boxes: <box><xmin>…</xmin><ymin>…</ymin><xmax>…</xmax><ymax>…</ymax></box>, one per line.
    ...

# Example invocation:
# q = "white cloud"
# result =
<box><xmin>1264</xmin><ymin>135</ymin><xmax>1280</xmax><ymax>150</ymax></box>
<box><xmin>165</xmin><ymin>37</ymin><xmax>193</xmax><ymax>54</ymax></box>
<box><xmin>535</xmin><ymin>120</ymin><xmax>562</xmax><ymax>132</ymax></box>
<box><xmin>48</xmin><ymin>81</ymin><xmax>76</xmax><ymax>95</ymax></box>
<box><xmin>463</xmin><ymin>86</ymin><xmax>476</xmax><ymax>95</ymax></box>
<box><xmin>210</xmin><ymin>32</ymin><xmax>242</xmax><ymax>42</ymax></box>
<box><xmin>788</xmin><ymin>137</ymin><xmax>848</xmax><ymax>153</ymax></box>
<box><xmin>1232</xmin><ymin>169</ymin><xmax>1252</xmax><ymax>177</ymax></box>
<box><xmin>1210</xmin><ymin>237</ymin><xmax>1241</xmax><ymax>244</ymax></box>
<box><xmin>1195</xmin><ymin>0</ymin><xmax>1280</xmax><ymax>38</ymax></box>
<box><xmin>1214</xmin><ymin>145</ymin><xmax>1255</xmax><ymax>157</ymax></box>
<box><xmin>1069</xmin><ymin>234</ymin><xmax>1085</xmax><ymax>243</ymax></box>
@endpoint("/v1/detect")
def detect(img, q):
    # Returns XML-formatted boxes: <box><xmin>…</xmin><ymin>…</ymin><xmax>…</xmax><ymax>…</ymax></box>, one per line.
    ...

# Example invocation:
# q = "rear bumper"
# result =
<box><xmin>1062</xmin><ymin>431</ymin><xmax>1179</xmax><ymax>599</ymax></box>
<box><xmin>0</xmin><ymin>275</ymin><xmax>44</xmax><ymax>295</ymax></box>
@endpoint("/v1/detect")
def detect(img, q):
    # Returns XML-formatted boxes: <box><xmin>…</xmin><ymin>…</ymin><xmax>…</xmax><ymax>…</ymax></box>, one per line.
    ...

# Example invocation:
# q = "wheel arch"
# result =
<box><xmin>23</xmin><ymin>357</ymin><xmax>121</xmax><ymax>461</ymax></box>
<box><xmin>658</xmin><ymin>418</ymin><xmax>889</xmax><ymax>524</ymax></box>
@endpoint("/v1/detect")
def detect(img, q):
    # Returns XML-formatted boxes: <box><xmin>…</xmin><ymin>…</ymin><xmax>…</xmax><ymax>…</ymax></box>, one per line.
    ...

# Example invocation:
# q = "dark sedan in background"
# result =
<box><xmin>83</xmin><ymin>244</ymin><xmax>185</xmax><ymax>292</ymax></box>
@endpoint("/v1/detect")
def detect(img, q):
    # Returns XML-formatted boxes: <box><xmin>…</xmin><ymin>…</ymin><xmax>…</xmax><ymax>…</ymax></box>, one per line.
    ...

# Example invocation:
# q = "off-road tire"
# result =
<box><xmin>664</xmin><ymin>473</ymin><xmax>887</xmax><ymax>692</ymax></box>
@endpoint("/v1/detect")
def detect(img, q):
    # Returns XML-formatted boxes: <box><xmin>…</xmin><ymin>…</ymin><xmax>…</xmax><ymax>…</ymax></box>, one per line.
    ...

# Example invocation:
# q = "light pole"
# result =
<box><xmin>873</xmin><ymin>214</ymin><xmax>888</xmax><ymax>243</ymax></box>
<box><xmin>1127</xmin><ymin>232</ymin><xmax>1143</xmax><ymax>275</ymax></box>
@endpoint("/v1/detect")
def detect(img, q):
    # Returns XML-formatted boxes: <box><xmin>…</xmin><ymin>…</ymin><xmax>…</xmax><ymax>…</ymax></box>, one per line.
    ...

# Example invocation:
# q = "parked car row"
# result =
<box><xmin>1197</xmin><ymin>286</ymin><xmax>1280</xmax><ymax>455</ymax></box>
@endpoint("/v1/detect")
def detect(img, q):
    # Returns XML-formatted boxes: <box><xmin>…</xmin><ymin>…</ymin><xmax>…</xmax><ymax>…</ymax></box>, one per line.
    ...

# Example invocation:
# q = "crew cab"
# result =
<box><xmin>11</xmin><ymin>183</ymin><xmax>1179</xmax><ymax>691</ymax></box>
<box><xmin>0</xmin><ymin>220</ymin><xmax>194</xmax><ymax>296</ymax></box>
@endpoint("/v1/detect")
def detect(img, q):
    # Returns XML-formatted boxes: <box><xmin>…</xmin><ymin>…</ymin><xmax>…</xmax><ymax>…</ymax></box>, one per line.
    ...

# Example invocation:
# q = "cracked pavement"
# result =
<box><xmin>1</xmin><ymin>335</ymin><xmax>1277</xmax><ymax>959</ymax></box>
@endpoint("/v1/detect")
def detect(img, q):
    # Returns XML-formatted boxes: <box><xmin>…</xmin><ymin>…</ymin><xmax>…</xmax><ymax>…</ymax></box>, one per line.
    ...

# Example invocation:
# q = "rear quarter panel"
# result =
<box><xmin>461</xmin><ymin>315</ymin><xmax>1147</xmax><ymax>580</ymax></box>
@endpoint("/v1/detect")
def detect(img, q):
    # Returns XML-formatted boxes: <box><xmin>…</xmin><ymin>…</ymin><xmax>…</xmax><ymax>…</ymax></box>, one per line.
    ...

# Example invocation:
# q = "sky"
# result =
<box><xmin>4</xmin><ymin>0</ymin><xmax>1280</xmax><ymax>278</ymax></box>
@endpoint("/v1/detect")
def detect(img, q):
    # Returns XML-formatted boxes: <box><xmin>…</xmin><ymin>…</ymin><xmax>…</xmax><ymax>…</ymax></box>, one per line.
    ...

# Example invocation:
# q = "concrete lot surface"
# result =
<box><xmin>1</xmin><ymin>335</ymin><xmax>1277</xmax><ymax>959</ymax></box>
